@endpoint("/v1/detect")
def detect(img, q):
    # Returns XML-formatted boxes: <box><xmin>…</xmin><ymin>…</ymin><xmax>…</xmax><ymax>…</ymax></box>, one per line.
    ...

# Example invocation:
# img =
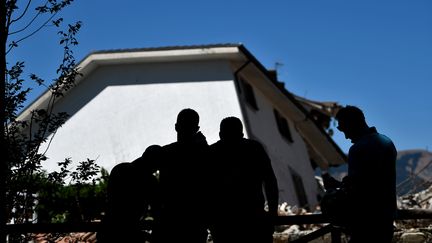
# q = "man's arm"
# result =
<box><xmin>264</xmin><ymin>171</ymin><xmax>279</xmax><ymax>217</ymax></box>
<box><xmin>259</xmin><ymin>145</ymin><xmax>279</xmax><ymax>217</ymax></box>
<box><xmin>322</xmin><ymin>172</ymin><xmax>343</xmax><ymax>191</ymax></box>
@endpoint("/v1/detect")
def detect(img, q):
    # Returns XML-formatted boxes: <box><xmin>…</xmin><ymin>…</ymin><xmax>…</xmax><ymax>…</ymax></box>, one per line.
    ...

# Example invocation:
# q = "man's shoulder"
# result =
<box><xmin>163</xmin><ymin>141</ymin><xmax>177</xmax><ymax>148</ymax></box>
<box><xmin>351</xmin><ymin>129</ymin><xmax>396</xmax><ymax>154</ymax></box>
<box><xmin>367</xmin><ymin>130</ymin><xmax>395</xmax><ymax>149</ymax></box>
<box><xmin>209</xmin><ymin>138</ymin><xmax>262</xmax><ymax>146</ymax></box>
<box><xmin>367</xmin><ymin>127</ymin><xmax>394</xmax><ymax>143</ymax></box>
<box><xmin>376</xmin><ymin>132</ymin><xmax>394</xmax><ymax>144</ymax></box>
<box><xmin>112</xmin><ymin>162</ymin><xmax>131</xmax><ymax>171</ymax></box>
<box><xmin>110</xmin><ymin>162</ymin><xmax>133</xmax><ymax>178</ymax></box>
<box><xmin>162</xmin><ymin>141</ymin><xmax>181</xmax><ymax>151</ymax></box>
<box><xmin>243</xmin><ymin>138</ymin><xmax>264</xmax><ymax>147</ymax></box>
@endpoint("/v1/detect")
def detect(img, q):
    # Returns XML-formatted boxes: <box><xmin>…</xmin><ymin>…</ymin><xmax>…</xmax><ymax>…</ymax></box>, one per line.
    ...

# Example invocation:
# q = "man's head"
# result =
<box><xmin>335</xmin><ymin>105</ymin><xmax>369</xmax><ymax>142</ymax></box>
<box><xmin>141</xmin><ymin>144</ymin><xmax>162</xmax><ymax>161</ymax></box>
<box><xmin>219</xmin><ymin>116</ymin><xmax>244</xmax><ymax>141</ymax></box>
<box><xmin>132</xmin><ymin>144</ymin><xmax>162</xmax><ymax>171</ymax></box>
<box><xmin>175</xmin><ymin>108</ymin><xmax>200</xmax><ymax>141</ymax></box>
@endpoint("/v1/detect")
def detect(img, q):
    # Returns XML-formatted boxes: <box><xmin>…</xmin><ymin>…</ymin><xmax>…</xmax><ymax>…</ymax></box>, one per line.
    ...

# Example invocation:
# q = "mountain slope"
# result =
<box><xmin>396</xmin><ymin>149</ymin><xmax>432</xmax><ymax>195</ymax></box>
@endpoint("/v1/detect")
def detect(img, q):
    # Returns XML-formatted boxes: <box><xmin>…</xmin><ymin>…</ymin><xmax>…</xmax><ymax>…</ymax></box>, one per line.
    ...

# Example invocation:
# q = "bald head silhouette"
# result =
<box><xmin>219</xmin><ymin>116</ymin><xmax>244</xmax><ymax>141</ymax></box>
<box><xmin>175</xmin><ymin>108</ymin><xmax>200</xmax><ymax>141</ymax></box>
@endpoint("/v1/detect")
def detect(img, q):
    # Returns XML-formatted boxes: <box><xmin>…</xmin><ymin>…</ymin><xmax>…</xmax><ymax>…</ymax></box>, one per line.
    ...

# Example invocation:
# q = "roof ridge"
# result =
<box><xmin>89</xmin><ymin>43</ymin><xmax>243</xmax><ymax>55</ymax></box>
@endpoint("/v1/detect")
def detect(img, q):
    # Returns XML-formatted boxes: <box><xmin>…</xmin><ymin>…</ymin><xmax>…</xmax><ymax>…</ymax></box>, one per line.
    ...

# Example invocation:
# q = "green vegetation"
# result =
<box><xmin>2</xmin><ymin>1</ymin><xmax>109</xmax><ymax>242</ymax></box>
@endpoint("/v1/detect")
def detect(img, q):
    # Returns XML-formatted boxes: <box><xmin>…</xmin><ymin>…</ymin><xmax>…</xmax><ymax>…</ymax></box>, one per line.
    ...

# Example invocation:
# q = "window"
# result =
<box><xmin>241</xmin><ymin>79</ymin><xmax>258</xmax><ymax>110</ymax></box>
<box><xmin>273</xmin><ymin>109</ymin><xmax>293</xmax><ymax>142</ymax></box>
<box><xmin>290</xmin><ymin>168</ymin><xmax>309</xmax><ymax>208</ymax></box>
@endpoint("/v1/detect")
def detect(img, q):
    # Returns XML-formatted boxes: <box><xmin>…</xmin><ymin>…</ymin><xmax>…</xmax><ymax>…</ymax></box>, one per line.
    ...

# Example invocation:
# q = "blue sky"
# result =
<box><xmin>8</xmin><ymin>0</ymin><xmax>432</xmax><ymax>154</ymax></box>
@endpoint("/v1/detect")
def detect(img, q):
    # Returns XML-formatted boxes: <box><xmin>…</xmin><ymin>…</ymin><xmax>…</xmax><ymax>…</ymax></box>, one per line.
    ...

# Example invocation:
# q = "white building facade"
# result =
<box><xmin>19</xmin><ymin>44</ymin><xmax>346</xmax><ymax>209</ymax></box>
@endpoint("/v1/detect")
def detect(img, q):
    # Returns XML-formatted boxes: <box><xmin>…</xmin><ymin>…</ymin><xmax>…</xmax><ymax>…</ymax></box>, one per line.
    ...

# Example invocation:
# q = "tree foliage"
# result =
<box><xmin>36</xmin><ymin>165</ymin><xmax>109</xmax><ymax>224</ymax></box>
<box><xmin>2</xmin><ymin>2</ymin><xmax>106</xmax><ymax>237</ymax></box>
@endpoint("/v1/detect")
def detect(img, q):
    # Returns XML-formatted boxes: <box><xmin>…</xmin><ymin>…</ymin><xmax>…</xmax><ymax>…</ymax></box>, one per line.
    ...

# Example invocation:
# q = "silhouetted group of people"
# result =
<box><xmin>97</xmin><ymin>106</ymin><xmax>397</xmax><ymax>243</ymax></box>
<box><xmin>97</xmin><ymin>109</ymin><xmax>279</xmax><ymax>243</ymax></box>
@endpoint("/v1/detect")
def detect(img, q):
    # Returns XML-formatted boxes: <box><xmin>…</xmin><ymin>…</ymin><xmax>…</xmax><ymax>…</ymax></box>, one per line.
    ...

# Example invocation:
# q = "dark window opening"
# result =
<box><xmin>241</xmin><ymin>79</ymin><xmax>258</xmax><ymax>110</ymax></box>
<box><xmin>274</xmin><ymin>109</ymin><xmax>293</xmax><ymax>142</ymax></box>
<box><xmin>290</xmin><ymin>168</ymin><xmax>309</xmax><ymax>208</ymax></box>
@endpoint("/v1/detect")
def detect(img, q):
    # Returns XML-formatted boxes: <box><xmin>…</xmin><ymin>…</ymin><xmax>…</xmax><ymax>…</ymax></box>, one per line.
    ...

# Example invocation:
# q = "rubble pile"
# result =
<box><xmin>31</xmin><ymin>232</ymin><xmax>97</xmax><ymax>243</ymax></box>
<box><xmin>273</xmin><ymin>184</ymin><xmax>432</xmax><ymax>243</ymax></box>
<box><xmin>272</xmin><ymin>203</ymin><xmax>340</xmax><ymax>243</ymax></box>
<box><xmin>398</xmin><ymin>184</ymin><xmax>432</xmax><ymax>211</ymax></box>
<box><xmin>393</xmin><ymin>185</ymin><xmax>432</xmax><ymax>243</ymax></box>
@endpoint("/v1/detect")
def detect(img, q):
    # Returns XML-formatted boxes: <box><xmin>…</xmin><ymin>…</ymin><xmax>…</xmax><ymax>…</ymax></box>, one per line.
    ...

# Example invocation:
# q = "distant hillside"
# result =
<box><xmin>396</xmin><ymin>149</ymin><xmax>432</xmax><ymax>196</ymax></box>
<box><xmin>323</xmin><ymin>149</ymin><xmax>432</xmax><ymax>196</ymax></box>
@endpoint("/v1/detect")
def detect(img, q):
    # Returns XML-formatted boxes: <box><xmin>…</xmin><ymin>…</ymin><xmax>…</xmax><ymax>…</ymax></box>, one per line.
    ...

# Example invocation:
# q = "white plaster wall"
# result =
<box><xmin>36</xmin><ymin>57</ymin><xmax>318</xmax><ymax>209</ymax></box>
<box><xmin>240</xmin><ymin>81</ymin><xmax>319</xmax><ymax>208</ymax></box>
<box><xmin>39</xmin><ymin>60</ymin><xmax>244</xmax><ymax>173</ymax></box>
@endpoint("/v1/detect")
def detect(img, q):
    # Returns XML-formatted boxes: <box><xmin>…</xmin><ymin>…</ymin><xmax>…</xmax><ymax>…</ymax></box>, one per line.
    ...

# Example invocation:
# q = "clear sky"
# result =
<box><xmin>8</xmin><ymin>0</ymin><xmax>432</xmax><ymax>154</ymax></box>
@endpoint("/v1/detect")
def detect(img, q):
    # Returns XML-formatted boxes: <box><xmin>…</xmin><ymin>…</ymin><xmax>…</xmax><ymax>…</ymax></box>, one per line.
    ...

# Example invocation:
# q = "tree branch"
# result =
<box><xmin>9</xmin><ymin>10</ymin><xmax>42</xmax><ymax>35</ymax></box>
<box><xmin>6</xmin><ymin>12</ymin><xmax>58</xmax><ymax>54</ymax></box>
<box><xmin>9</xmin><ymin>0</ymin><xmax>49</xmax><ymax>35</ymax></box>
<box><xmin>10</xmin><ymin>0</ymin><xmax>33</xmax><ymax>24</ymax></box>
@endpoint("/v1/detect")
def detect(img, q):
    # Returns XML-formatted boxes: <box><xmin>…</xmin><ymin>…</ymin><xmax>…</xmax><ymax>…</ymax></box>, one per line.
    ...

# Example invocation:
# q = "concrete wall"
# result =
<box><xmin>237</xmin><ymin>77</ymin><xmax>319</xmax><ymax>208</ymax></box>
<box><xmin>39</xmin><ymin>60</ymin><xmax>244</xmax><ymax>172</ymax></box>
<box><xmin>37</xmin><ymin>57</ymin><xmax>319</xmax><ymax>208</ymax></box>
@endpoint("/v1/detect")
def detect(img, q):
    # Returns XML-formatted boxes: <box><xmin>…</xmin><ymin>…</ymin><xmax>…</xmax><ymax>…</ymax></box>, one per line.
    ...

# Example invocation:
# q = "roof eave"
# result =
<box><xmin>17</xmin><ymin>45</ymin><xmax>245</xmax><ymax>122</ymax></box>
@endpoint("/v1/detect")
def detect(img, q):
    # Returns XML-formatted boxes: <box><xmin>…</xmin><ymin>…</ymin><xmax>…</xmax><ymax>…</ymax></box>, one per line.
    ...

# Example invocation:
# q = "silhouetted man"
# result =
<box><xmin>97</xmin><ymin>145</ymin><xmax>162</xmax><ymax>243</ymax></box>
<box><xmin>332</xmin><ymin>106</ymin><xmax>397</xmax><ymax>243</ymax></box>
<box><xmin>209</xmin><ymin>117</ymin><xmax>279</xmax><ymax>243</ymax></box>
<box><xmin>153</xmin><ymin>108</ymin><xmax>209</xmax><ymax>243</ymax></box>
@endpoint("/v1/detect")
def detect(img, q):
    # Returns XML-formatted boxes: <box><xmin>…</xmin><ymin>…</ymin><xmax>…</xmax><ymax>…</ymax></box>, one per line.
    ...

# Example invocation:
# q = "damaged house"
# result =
<box><xmin>18</xmin><ymin>44</ymin><xmax>346</xmax><ymax>209</ymax></box>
